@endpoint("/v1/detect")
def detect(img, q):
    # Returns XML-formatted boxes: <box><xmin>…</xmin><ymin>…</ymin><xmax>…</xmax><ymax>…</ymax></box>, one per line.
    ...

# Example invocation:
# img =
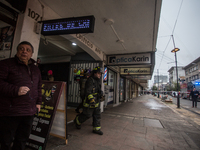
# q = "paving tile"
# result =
<box><xmin>102</xmin><ymin>139</ymin><xmax>124</xmax><ymax>150</ymax></box>
<box><xmin>119</xmin><ymin>145</ymin><xmax>141</xmax><ymax>150</ymax></box>
<box><xmin>41</xmin><ymin>95</ymin><xmax>200</xmax><ymax>150</ymax></box>
<box><xmin>124</xmin><ymin>124</ymin><xmax>147</xmax><ymax>134</ymax></box>
<box><xmin>123</xmin><ymin>136</ymin><xmax>153</xmax><ymax>150</ymax></box>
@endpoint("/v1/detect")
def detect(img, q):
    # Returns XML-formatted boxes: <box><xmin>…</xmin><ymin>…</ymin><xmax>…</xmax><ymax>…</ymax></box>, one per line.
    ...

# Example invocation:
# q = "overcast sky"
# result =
<box><xmin>149</xmin><ymin>0</ymin><xmax>200</xmax><ymax>87</ymax></box>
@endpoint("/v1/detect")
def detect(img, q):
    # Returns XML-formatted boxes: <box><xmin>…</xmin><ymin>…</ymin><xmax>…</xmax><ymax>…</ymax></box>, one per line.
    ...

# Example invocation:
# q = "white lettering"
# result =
<box><xmin>109</xmin><ymin>54</ymin><xmax>151</xmax><ymax>64</ymax></box>
<box><xmin>39</xmin><ymin>118</ymin><xmax>50</xmax><ymax>125</ymax></box>
<box><xmin>76</xmin><ymin>34</ymin><xmax>93</xmax><ymax>48</ymax></box>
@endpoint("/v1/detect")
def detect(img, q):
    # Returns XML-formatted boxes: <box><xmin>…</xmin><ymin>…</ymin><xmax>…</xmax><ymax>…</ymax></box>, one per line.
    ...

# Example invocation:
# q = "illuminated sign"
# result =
<box><xmin>107</xmin><ymin>53</ymin><xmax>151</xmax><ymax>65</ymax></box>
<box><xmin>41</xmin><ymin>15</ymin><xmax>95</xmax><ymax>36</ymax></box>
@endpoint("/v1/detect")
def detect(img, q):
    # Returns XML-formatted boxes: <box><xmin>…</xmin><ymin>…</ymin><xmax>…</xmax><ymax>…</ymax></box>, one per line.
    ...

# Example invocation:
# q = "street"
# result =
<box><xmin>167</xmin><ymin>95</ymin><xmax>200</xmax><ymax>115</ymax></box>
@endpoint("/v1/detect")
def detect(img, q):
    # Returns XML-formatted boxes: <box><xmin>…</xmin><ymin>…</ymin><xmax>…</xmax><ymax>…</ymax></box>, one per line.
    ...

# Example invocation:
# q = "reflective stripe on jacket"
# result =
<box><xmin>83</xmin><ymin>76</ymin><xmax>101</xmax><ymax>108</ymax></box>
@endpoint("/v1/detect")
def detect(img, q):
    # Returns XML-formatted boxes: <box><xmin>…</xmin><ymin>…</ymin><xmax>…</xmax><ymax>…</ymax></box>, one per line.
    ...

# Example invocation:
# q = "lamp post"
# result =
<box><xmin>171</xmin><ymin>48</ymin><xmax>180</xmax><ymax>108</ymax></box>
<box><xmin>157</xmin><ymin>69</ymin><xmax>160</xmax><ymax>98</ymax></box>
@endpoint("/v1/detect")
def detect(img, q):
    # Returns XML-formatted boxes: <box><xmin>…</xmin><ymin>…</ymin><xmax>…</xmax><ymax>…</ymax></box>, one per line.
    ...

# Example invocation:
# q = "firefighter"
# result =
<box><xmin>74</xmin><ymin>66</ymin><xmax>103</xmax><ymax>135</ymax></box>
<box><xmin>75</xmin><ymin>69</ymin><xmax>91</xmax><ymax>113</ymax></box>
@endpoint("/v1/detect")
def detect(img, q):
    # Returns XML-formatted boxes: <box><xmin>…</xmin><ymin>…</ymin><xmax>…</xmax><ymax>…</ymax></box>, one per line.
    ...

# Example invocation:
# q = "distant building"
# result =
<box><xmin>183</xmin><ymin>57</ymin><xmax>200</xmax><ymax>83</ymax></box>
<box><xmin>154</xmin><ymin>75</ymin><xmax>168</xmax><ymax>84</ymax></box>
<box><xmin>154</xmin><ymin>75</ymin><xmax>168</xmax><ymax>90</ymax></box>
<box><xmin>168</xmin><ymin>66</ymin><xmax>185</xmax><ymax>87</ymax></box>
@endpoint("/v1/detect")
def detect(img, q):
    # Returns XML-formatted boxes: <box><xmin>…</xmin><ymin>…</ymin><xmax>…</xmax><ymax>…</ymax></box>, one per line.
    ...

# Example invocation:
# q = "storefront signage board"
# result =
<box><xmin>126</xmin><ymin>75</ymin><xmax>151</xmax><ymax>80</ymax></box>
<box><xmin>26</xmin><ymin>81</ymin><xmax>65</xmax><ymax>150</ymax></box>
<box><xmin>120</xmin><ymin>68</ymin><xmax>150</xmax><ymax>75</ymax></box>
<box><xmin>107</xmin><ymin>53</ymin><xmax>151</xmax><ymax>65</ymax></box>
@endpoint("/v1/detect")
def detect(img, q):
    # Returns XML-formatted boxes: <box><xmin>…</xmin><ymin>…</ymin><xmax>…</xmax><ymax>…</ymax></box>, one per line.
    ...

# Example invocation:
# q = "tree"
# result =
<box><xmin>173</xmin><ymin>81</ymin><xmax>180</xmax><ymax>91</ymax></box>
<box><xmin>152</xmin><ymin>86</ymin><xmax>157</xmax><ymax>91</ymax></box>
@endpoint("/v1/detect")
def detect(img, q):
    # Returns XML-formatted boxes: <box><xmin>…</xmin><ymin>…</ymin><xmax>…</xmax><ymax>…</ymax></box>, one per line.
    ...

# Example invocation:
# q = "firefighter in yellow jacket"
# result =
<box><xmin>74</xmin><ymin>66</ymin><xmax>103</xmax><ymax>135</ymax></box>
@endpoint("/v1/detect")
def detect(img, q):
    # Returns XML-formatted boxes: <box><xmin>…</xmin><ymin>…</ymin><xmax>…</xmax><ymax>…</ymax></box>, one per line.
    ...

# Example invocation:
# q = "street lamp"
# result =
<box><xmin>171</xmin><ymin>47</ymin><xmax>180</xmax><ymax>108</ymax></box>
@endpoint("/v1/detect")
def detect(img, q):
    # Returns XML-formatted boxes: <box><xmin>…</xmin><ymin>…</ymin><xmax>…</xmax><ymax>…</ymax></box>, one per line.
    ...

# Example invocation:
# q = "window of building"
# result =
<box><xmin>196</xmin><ymin>65</ymin><xmax>198</xmax><ymax>70</ymax></box>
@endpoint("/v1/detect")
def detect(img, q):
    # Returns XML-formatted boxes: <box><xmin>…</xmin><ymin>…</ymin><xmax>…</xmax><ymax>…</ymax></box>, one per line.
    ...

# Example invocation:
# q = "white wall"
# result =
<box><xmin>11</xmin><ymin>0</ymin><xmax>60</xmax><ymax>60</ymax></box>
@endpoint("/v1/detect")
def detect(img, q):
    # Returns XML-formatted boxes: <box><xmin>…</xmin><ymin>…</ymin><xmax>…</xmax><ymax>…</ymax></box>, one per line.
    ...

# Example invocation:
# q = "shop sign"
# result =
<box><xmin>131</xmin><ymin>75</ymin><xmax>151</xmax><ymax>80</ymax></box>
<box><xmin>76</xmin><ymin>34</ymin><xmax>102</xmax><ymax>55</ymax></box>
<box><xmin>120</xmin><ymin>68</ymin><xmax>150</xmax><ymax>75</ymax></box>
<box><xmin>108</xmin><ymin>53</ymin><xmax>151</xmax><ymax>65</ymax></box>
<box><xmin>26</xmin><ymin>81</ymin><xmax>65</xmax><ymax>150</ymax></box>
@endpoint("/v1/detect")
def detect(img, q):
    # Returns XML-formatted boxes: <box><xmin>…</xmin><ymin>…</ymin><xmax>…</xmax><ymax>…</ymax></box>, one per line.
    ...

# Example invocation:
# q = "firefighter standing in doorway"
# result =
<box><xmin>74</xmin><ymin>66</ymin><xmax>103</xmax><ymax>135</ymax></box>
<box><xmin>75</xmin><ymin>69</ymin><xmax>91</xmax><ymax>113</ymax></box>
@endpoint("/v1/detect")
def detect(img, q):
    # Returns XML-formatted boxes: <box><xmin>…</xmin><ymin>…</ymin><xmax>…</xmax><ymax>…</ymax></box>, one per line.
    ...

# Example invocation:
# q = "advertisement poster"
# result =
<box><xmin>26</xmin><ymin>81</ymin><xmax>65</xmax><ymax>150</ymax></box>
<box><xmin>0</xmin><ymin>26</ymin><xmax>15</xmax><ymax>51</ymax></box>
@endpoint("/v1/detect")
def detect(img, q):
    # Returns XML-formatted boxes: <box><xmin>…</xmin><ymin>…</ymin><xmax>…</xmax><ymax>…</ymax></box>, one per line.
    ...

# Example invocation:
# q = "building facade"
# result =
<box><xmin>153</xmin><ymin>75</ymin><xmax>168</xmax><ymax>91</ymax></box>
<box><xmin>168</xmin><ymin>66</ymin><xmax>185</xmax><ymax>87</ymax></box>
<box><xmin>184</xmin><ymin>57</ymin><xmax>200</xmax><ymax>83</ymax></box>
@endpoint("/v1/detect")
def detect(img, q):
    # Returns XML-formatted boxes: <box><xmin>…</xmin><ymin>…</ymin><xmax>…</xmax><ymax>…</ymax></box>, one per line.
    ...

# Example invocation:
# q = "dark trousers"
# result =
<box><xmin>76</xmin><ymin>96</ymin><xmax>84</xmax><ymax>111</ymax></box>
<box><xmin>0</xmin><ymin>116</ymin><xmax>34</xmax><ymax>150</ymax></box>
<box><xmin>77</xmin><ymin>106</ymin><xmax>101</xmax><ymax>128</ymax></box>
<box><xmin>192</xmin><ymin>98</ymin><xmax>198</xmax><ymax>107</ymax></box>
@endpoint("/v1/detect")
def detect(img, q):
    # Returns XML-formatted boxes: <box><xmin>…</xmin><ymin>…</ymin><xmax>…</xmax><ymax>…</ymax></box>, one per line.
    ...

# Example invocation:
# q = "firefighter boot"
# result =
<box><xmin>74</xmin><ymin>118</ymin><xmax>81</xmax><ymax>129</ymax></box>
<box><xmin>93</xmin><ymin>129</ymin><xmax>103</xmax><ymax>135</ymax></box>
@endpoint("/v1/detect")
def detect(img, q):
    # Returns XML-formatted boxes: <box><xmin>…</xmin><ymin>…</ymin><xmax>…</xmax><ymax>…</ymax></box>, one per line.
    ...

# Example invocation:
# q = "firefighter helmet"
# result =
<box><xmin>84</xmin><ymin>69</ymin><xmax>91</xmax><ymax>76</ymax></box>
<box><xmin>93</xmin><ymin>66</ymin><xmax>103</xmax><ymax>73</ymax></box>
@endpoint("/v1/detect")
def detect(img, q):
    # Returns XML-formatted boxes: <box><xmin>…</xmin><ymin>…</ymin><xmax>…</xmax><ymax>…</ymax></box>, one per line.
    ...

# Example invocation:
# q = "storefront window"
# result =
<box><xmin>119</xmin><ymin>78</ymin><xmax>125</xmax><ymax>102</ymax></box>
<box><xmin>126</xmin><ymin>80</ymin><xmax>130</xmax><ymax>100</ymax></box>
<box><xmin>131</xmin><ymin>81</ymin><xmax>135</xmax><ymax>98</ymax></box>
<box><xmin>107</xmin><ymin>69</ymin><xmax>117</xmax><ymax>104</ymax></box>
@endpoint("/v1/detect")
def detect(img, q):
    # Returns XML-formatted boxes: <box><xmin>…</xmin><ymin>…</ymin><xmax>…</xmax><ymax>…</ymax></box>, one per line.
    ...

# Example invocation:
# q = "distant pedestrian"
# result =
<box><xmin>47</xmin><ymin>70</ymin><xmax>54</xmax><ymax>81</ymax></box>
<box><xmin>190</xmin><ymin>88</ymin><xmax>199</xmax><ymax>108</ymax></box>
<box><xmin>173</xmin><ymin>92</ymin><xmax>175</xmax><ymax>97</ymax></box>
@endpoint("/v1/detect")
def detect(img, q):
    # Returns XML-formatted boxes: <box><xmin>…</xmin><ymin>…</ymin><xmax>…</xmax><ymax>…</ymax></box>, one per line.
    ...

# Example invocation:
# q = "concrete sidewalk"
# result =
<box><xmin>45</xmin><ymin>95</ymin><xmax>200</xmax><ymax>150</ymax></box>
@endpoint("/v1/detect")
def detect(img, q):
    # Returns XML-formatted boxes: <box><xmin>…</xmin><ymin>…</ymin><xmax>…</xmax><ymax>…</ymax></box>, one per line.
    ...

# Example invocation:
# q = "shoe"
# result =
<box><xmin>93</xmin><ymin>129</ymin><xmax>103</xmax><ymax>135</ymax></box>
<box><xmin>75</xmin><ymin>109</ymin><xmax>80</xmax><ymax>113</ymax></box>
<box><xmin>74</xmin><ymin>119</ymin><xmax>81</xmax><ymax>129</ymax></box>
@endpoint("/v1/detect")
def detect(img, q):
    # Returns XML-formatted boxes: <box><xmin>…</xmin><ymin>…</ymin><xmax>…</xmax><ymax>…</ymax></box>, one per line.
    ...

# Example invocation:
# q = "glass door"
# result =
<box><xmin>119</xmin><ymin>78</ymin><xmax>125</xmax><ymax>102</ymax></box>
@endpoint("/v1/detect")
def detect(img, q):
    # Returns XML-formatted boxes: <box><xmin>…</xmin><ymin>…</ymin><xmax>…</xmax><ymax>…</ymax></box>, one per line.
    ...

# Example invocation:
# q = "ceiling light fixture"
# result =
<box><xmin>105</xmin><ymin>18</ymin><xmax>126</xmax><ymax>50</ymax></box>
<box><xmin>116</xmin><ymin>39</ymin><xmax>124</xmax><ymax>44</ymax></box>
<box><xmin>72</xmin><ymin>43</ymin><xmax>77</xmax><ymax>46</ymax></box>
<box><xmin>104</xmin><ymin>19</ymin><xmax>114</xmax><ymax>25</ymax></box>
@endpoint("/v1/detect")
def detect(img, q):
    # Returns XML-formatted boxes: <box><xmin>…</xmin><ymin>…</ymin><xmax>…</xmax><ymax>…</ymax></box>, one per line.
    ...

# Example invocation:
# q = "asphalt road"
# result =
<box><xmin>161</xmin><ymin>94</ymin><xmax>200</xmax><ymax>116</ymax></box>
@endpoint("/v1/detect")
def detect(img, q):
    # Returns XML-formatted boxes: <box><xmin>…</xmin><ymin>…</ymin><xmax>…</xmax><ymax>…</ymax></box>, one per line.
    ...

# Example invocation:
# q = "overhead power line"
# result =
<box><xmin>172</xmin><ymin>0</ymin><xmax>184</xmax><ymax>35</ymax></box>
<box><xmin>157</xmin><ymin>0</ymin><xmax>184</xmax><ymax>69</ymax></box>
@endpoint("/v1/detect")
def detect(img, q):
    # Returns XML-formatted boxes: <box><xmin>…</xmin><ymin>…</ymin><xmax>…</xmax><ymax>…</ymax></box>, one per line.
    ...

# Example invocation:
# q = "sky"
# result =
<box><xmin>149</xmin><ymin>0</ymin><xmax>200</xmax><ymax>88</ymax></box>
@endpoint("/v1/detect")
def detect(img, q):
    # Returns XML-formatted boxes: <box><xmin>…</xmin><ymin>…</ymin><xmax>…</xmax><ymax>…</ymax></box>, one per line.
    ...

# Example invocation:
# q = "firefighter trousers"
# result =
<box><xmin>76</xmin><ymin>106</ymin><xmax>101</xmax><ymax>129</ymax></box>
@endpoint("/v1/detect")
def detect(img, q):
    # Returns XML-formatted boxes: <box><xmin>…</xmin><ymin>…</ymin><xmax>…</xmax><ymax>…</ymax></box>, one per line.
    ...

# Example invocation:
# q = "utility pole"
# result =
<box><xmin>157</xmin><ymin>69</ymin><xmax>160</xmax><ymax>98</ymax></box>
<box><xmin>175</xmin><ymin>52</ymin><xmax>180</xmax><ymax>108</ymax></box>
<box><xmin>171</xmin><ymin>35</ymin><xmax>180</xmax><ymax>108</ymax></box>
